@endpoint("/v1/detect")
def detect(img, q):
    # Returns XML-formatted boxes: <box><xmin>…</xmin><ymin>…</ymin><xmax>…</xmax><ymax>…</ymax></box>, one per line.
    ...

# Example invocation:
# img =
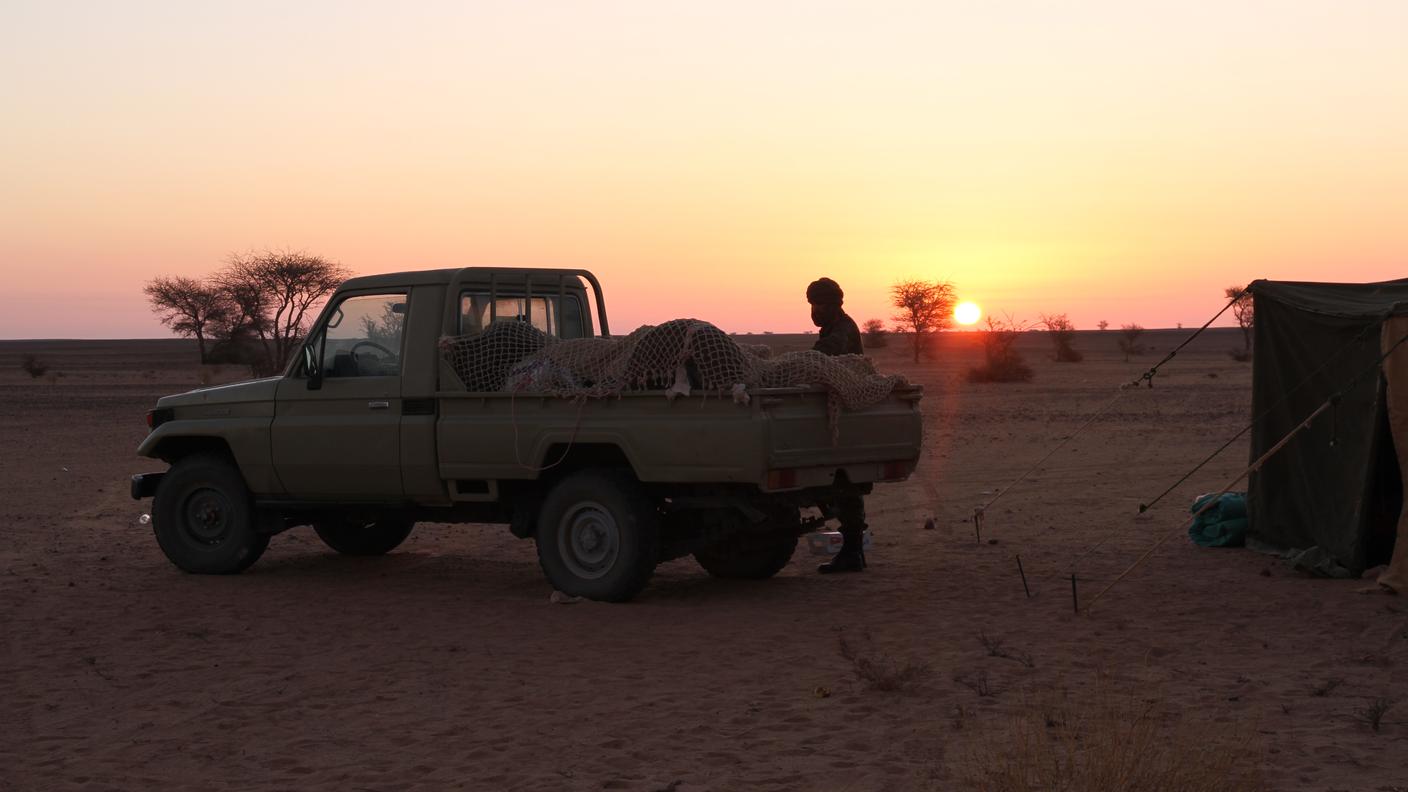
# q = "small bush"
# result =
<box><xmin>969</xmin><ymin>317</ymin><xmax>1033</xmax><ymax>383</ymax></box>
<box><xmin>862</xmin><ymin>318</ymin><xmax>887</xmax><ymax>348</ymax></box>
<box><xmin>20</xmin><ymin>354</ymin><xmax>49</xmax><ymax>379</ymax></box>
<box><xmin>1229</xmin><ymin>348</ymin><xmax>1252</xmax><ymax>362</ymax></box>
<box><xmin>1118</xmin><ymin>324</ymin><xmax>1145</xmax><ymax>362</ymax></box>
<box><xmin>837</xmin><ymin>631</ymin><xmax>931</xmax><ymax>693</ymax></box>
<box><xmin>1039</xmin><ymin>313</ymin><xmax>1083</xmax><ymax>362</ymax></box>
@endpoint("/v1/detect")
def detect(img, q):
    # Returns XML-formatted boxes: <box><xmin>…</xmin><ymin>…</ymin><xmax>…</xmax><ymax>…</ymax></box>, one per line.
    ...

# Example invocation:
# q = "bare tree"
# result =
<box><xmin>222</xmin><ymin>251</ymin><xmax>350</xmax><ymax>369</ymax></box>
<box><xmin>891</xmin><ymin>279</ymin><xmax>957</xmax><ymax>363</ymax></box>
<box><xmin>968</xmin><ymin>316</ymin><xmax>1033</xmax><ymax>383</ymax></box>
<box><xmin>1039</xmin><ymin>313</ymin><xmax>1082</xmax><ymax>362</ymax></box>
<box><xmin>862</xmin><ymin>318</ymin><xmax>888</xmax><ymax>348</ymax></box>
<box><xmin>1118</xmin><ymin>324</ymin><xmax>1145</xmax><ymax>362</ymax></box>
<box><xmin>1097</xmin><ymin>320</ymin><xmax>1109</xmax><ymax>332</ymax></box>
<box><xmin>143</xmin><ymin>276</ymin><xmax>230</xmax><ymax>363</ymax></box>
<box><xmin>1225</xmin><ymin>284</ymin><xmax>1254</xmax><ymax>358</ymax></box>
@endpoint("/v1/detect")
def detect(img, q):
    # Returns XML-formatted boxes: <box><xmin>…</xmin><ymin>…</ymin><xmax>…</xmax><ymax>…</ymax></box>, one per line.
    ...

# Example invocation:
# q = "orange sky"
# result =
<box><xmin>2</xmin><ymin>1</ymin><xmax>1405</xmax><ymax>338</ymax></box>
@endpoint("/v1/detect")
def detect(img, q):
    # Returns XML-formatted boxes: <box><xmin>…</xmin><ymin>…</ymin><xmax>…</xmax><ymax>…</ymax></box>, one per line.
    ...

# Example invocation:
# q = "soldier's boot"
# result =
<box><xmin>818</xmin><ymin>524</ymin><xmax>867</xmax><ymax>574</ymax></box>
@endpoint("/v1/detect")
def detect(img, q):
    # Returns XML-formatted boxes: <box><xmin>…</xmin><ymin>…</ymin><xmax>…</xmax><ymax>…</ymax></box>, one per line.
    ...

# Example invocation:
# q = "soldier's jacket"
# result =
<box><xmin>814</xmin><ymin>312</ymin><xmax>864</xmax><ymax>357</ymax></box>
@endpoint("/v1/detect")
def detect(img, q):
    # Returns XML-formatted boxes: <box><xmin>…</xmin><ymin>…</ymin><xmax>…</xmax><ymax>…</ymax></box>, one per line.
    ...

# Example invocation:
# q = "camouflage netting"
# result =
<box><xmin>439</xmin><ymin>319</ymin><xmax>909</xmax><ymax>422</ymax></box>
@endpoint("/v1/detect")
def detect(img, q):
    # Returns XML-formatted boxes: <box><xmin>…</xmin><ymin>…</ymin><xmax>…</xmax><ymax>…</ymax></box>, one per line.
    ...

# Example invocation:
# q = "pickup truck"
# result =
<box><xmin>132</xmin><ymin>268</ymin><xmax>923</xmax><ymax>601</ymax></box>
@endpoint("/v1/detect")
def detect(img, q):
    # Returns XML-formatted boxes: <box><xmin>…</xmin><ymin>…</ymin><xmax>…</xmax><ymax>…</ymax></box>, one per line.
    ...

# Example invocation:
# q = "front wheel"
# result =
<box><xmin>313</xmin><ymin>518</ymin><xmax>415</xmax><ymax>556</ymax></box>
<box><xmin>152</xmin><ymin>454</ymin><xmax>268</xmax><ymax>574</ymax></box>
<box><xmin>535</xmin><ymin>470</ymin><xmax>660</xmax><ymax>602</ymax></box>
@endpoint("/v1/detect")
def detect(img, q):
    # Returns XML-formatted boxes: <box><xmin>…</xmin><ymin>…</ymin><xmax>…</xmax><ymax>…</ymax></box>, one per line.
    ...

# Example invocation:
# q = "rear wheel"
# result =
<box><xmin>535</xmin><ymin>470</ymin><xmax>660</xmax><ymax>602</ymax></box>
<box><xmin>695</xmin><ymin>532</ymin><xmax>798</xmax><ymax>580</ymax></box>
<box><xmin>313</xmin><ymin>518</ymin><xmax>415</xmax><ymax>556</ymax></box>
<box><xmin>152</xmin><ymin>454</ymin><xmax>268</xmax><ymax>574</ymax></box>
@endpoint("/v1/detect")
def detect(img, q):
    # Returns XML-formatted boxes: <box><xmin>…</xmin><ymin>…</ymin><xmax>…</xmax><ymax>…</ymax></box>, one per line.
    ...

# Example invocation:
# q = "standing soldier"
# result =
<box><xmin>806</xmin><ymin>278</ymin><xmax>868</xmax><ymax>573</ymax></box>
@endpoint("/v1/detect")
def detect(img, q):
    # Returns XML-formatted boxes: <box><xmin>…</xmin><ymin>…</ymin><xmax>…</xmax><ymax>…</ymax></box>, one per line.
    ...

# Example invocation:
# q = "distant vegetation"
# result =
<box><xmin>1039</xmin><ymin>313</ymin><xmax>1082</xmax><ymax>362</ymax></box>
<box><xmin>968</xmin><ymin>317</ymin><xmax>1033</xmax><ymax>383</ymax></box>
<box><xmin>1118</xmin><ymin>324</ymin><xmax>1145</xmax><ymax>362</ymax></box>
<box><xmin>891</xmin><ymin>279</ymin><xmax>957</xmax><ymax>363</ymax></box>
<box><xmin>862</xmin><ymin>318</ymin><xmax>887</xmax><ymax>348</ymax></box>
<box><xmin>1226</xmin><ymin>284</ymin><xmax>1254</xmax><ymax>361</ymax></box>
<box><xmin>145</xmin><ymin>250</ymin><xmax>349</xmax><ymax>374</ymax></box>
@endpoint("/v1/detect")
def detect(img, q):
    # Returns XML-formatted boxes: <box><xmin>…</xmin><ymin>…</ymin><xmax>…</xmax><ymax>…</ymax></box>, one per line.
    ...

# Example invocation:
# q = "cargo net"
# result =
<box><xmin>439</xmin><ymin>319</ymin><xmax>909</xmax><ymax>434</ymax></box>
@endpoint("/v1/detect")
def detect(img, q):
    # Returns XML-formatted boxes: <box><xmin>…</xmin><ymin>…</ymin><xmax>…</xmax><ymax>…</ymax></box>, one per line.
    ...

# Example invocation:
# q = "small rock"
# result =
<box><xmin>987</xmin><ymin>538</ymin><xmax>999</xmax><ymax>545</ymax></box>
<box><xmin>549</xmin><ymin>590</ymin><xmax>583</xmax><ymax>605</ymax></box>
<box><xmin>922</xmin><ymin>518</ymin><xmax>936</xmax><ymax>531</ymax></box>
<box><xmin>813</xmin><ymin>686</ymin><xmax>831</xmax><ymax>699</ymax></box>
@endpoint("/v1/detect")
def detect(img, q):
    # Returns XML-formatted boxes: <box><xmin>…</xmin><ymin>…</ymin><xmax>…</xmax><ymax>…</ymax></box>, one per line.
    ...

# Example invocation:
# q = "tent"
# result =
<box><xmin>1248</xmin><ymin>279</ymin><xmax>1408</xmax><ymax>591</ymax></box>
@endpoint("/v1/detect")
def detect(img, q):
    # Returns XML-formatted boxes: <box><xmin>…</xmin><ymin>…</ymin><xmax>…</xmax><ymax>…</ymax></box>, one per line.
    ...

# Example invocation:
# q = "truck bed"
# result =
<box><xmin>434</xmin><ymin>384</ymin><xmax>924</xmax><ymax>490</ymax></box>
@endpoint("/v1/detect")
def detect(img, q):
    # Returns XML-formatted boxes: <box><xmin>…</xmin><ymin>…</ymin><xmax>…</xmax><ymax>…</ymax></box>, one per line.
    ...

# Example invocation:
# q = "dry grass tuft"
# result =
<box><xmin>837</xmin><ymin>631</ymin><xmax>931</xmax><ymax>693</ymax></box>
<box><xmin>1310</xmin><ymin>677</ymin><xmax>1344</xmax><ymax>697</ymax></box>
<box><xmin>1355</xmin><ymin>697</ymin><xmax>1394</xmax><ymax>733</ymax></box>
<box><xmin>960</xmin><ymin>685</ymin><xmax>1265</xmax><ymax>792</ymax></box>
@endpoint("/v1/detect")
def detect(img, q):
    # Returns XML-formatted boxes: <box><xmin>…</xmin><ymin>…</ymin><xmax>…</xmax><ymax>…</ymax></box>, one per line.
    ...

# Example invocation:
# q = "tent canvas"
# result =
<box><xmin>1248</xmin><ymin>279</ymin><xmax>1408</xmax><ymax>589</ymax></box>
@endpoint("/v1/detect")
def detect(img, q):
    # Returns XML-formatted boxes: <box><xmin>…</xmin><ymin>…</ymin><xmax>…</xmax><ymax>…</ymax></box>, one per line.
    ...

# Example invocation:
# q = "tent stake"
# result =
<box><xmin>1071</xmin><ymin>573</ymin><xmax>1079</xmax><ymax>614</ymax></box>
<box><xmin>1016</xmin><ymin>555</ymin><xmax>1031</xmax><ymax>598</ymax></box>
<box><xmin>973</xmin><ymin>508</ymin><xmax>983</xmax><ymax>544</ymax></box>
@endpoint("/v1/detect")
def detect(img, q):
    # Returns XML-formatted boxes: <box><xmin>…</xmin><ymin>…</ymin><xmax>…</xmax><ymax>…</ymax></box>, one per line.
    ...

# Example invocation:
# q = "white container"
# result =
<box><xmin>806</xmin><ymin>529</ymin><xmax>873</xmax><ymax>556</ymax></box>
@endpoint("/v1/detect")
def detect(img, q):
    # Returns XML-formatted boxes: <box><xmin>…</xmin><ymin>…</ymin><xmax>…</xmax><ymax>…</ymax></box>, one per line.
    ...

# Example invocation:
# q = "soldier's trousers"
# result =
<box><xmin>836</xmin><ymin>493</ymin><xmax>867</xmax><ymax>548</ymax></box>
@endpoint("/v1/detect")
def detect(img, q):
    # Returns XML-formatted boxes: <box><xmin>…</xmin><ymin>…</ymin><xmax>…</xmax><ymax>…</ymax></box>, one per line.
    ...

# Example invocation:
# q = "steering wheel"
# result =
<box><xmin>350</xmin><ymin>341</ymin><xmax>397</xmax><ymax>373</ymax></box>
<box><xmin>351</xmin><ymin>340</ymin><xmax>395</xmax><ymax>358</ymax></box>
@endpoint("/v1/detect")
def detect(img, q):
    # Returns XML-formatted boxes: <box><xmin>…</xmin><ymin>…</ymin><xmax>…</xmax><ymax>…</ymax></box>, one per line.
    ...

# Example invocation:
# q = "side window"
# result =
<box><xmin>321</xmin><ymin>293</ymin><xmax>407</xmax><ymax>378</ymax></box>
<box><xmin>459</xmin><ymin>293</ymin><xmax>584</xmax><ymax>339</ymax></box>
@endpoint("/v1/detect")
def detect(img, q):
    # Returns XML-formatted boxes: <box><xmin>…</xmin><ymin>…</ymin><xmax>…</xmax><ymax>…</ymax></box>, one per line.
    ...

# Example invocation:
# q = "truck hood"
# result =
<box><xmin>156</xmin><ymin>377</ymin><xmax>282</xmax><ymax>409</ymax></box>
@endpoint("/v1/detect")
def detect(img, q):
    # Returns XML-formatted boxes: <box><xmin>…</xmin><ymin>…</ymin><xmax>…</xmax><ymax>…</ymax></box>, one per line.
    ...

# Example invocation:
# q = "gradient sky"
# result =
<box><xmin>2</xmin><ymin>1</ymin><xmax>1405</xmax><ymax>338</ymax></box>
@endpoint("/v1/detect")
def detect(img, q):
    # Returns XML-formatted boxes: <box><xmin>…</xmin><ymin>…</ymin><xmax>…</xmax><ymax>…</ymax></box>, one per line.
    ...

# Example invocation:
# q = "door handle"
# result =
<box><xmin>368</xmin><ymin>400</ymin><xmax>390</xmax><ymax>410</ymax></box>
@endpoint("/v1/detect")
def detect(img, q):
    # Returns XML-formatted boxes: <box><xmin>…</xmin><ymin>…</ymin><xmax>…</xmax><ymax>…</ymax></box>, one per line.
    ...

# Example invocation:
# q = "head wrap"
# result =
<box><xmin>806</xmin><ymin>277</ymin><xmax>844</xmax><ymax>306</ymax></box>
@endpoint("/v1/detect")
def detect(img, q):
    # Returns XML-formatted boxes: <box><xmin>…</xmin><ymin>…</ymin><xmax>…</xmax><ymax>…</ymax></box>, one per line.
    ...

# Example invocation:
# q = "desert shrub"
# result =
<box><xmin>1039</xmin><ymin>313</ymin><xmax>1083</xmax><ymax>362</ymax></box>
<box><xmin>1229</xmin><ymin>348</ymin><xmax>1252</xmax><ymax>362</ymax></box>
<box><xmin>968</xmin><ymin>317</ymin><xmax>1033</xmax><ymax>383</ymax></box>
<box><xmin>862</xmin><ymin>318</ymin><xmax>888</xmax><ymax>348</ymax></box>
<box><xmin>837</xmin><ymin>631</ymin><xmax>931</xmax><ymax>693</ymax></box>
<box><xmin>20</xmin><ymin>354</ymin><xmax>49</xmax><ymax>379</ymax></box>
<box><xmin>1117</xmin><ymin>324</ymin><xmax>1145</xmax><ymax>362</ymax></box>
<box><xmin>960</xmin><ymin>685</ymin><xmax>1264</xmax><ymax>792</ymax></box>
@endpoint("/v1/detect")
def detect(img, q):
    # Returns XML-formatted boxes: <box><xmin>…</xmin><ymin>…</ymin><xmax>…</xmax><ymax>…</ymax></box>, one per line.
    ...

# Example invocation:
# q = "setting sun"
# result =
<box><xmin>954</xmin><ymin>301</ymin><xmax>982</xmax><ymax>326</ymax></box>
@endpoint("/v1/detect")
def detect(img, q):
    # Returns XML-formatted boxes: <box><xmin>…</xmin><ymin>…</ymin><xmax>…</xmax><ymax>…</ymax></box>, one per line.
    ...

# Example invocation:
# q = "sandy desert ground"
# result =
<box><xmin>3</xmin><ymin>330</ymin><xmax>1406</xmax><ymax>791</ymax></box>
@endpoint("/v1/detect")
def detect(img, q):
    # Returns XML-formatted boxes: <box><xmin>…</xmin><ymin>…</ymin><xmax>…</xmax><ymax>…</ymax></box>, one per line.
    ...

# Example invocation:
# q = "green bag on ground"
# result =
<box><xmin>1188</xmin><ymin>492</ymin><xmax>1247</xmax><ymax>548</ymax></box>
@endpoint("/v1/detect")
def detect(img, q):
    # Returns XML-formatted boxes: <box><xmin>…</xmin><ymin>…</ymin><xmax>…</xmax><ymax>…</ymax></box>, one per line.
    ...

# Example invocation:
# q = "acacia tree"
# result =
<box><xmin>862</xmin><ymin>318</ymin><xmax>888</xmax><ymax>348</ymax></box>
<box><xmin>1118</xmin><ymin>323</ymin><xmax>1145</xmax><ymax>362</ymax></box>
<box><xmin>222</xmin><ymin>251</ymin><xmax>350</xmax><ymax>369</ymax></box>
<box><xmin>1039</xmin><ymin>312</ymin><xmax>1082</xmax><ymax>362</ymax></box>
<box><xmin>891</xmin><ymin>279</ymin><xmax>957</xmax><ymax>363</ymax></box>
<box><xmin>143</xmin><ymin>276</ymin><xmax>231</xmax><ymax>363</ymax></box>
<box><xmin>1225</xmin><ymin>284</ymin><xmax>1254</xmax><ymax>357</ymax></box>
<box><xmin>146</xmin><ymin>250</ymin><xmax>348</xmax><ymax>372</ymax></box>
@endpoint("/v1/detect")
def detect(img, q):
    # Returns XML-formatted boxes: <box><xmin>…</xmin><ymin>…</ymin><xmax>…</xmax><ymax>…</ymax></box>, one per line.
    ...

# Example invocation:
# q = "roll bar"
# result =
<box><xmin>443</xmin><ymin>268</ymin><xmax>610</xmax><ymax>338</ymax></box>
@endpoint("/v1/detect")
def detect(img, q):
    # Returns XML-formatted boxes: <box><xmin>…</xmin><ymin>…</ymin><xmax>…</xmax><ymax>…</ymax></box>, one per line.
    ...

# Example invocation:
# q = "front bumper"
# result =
<box><xmin>131</xmin><ymin>472</ymin><xmax>165</xmax><ymax>500</ymax></box>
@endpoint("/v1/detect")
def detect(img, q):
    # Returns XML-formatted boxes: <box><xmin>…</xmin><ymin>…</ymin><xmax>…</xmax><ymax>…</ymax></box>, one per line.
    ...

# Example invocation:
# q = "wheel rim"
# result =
<box><xmin>557</xmin><ymin>501</ymin><xmax>619</xmax><ymax>580</ymax></box>
<box><xmin>182</xmin><ymin>487</ymin><xmax>232</xmax><ymax>545</ymax></box>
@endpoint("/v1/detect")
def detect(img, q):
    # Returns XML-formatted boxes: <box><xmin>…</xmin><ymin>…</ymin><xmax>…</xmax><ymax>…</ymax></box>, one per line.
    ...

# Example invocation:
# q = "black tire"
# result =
<box><xmin>694</xmin><ymin>534</ymin><xmax>798</xmax><ymax>580</ymax></box>
<box><xmin>152</xmin><ymin>454</ymin><xmax>268</xmax><ymax>574</ymax></box>
<box><xmin>535</xmin><ymin>469</ymin><xmax>660</xmax><ymax>602</ymax></box>
<box><xmin>313</xmin><ymin>518</ymin><xmax>415</xmax><ymax>556</ymax></box>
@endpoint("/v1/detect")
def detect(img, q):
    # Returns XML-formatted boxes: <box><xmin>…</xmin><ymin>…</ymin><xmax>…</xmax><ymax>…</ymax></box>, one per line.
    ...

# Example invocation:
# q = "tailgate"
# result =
<box><xmin>761</xmin><ymin>385</ymin><xmax>923</xmax><ymax>486</ymax></box>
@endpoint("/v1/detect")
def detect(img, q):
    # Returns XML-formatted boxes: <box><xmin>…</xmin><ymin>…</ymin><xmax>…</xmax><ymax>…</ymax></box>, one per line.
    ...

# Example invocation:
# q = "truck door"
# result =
<box><xmin>272</xmin><ymin>291</ymin><xmax>408</xmax><ymax>500</ymax></box>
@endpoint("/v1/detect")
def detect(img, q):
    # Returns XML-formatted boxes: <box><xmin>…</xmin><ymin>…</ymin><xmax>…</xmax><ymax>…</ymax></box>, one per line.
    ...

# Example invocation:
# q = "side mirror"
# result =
<box><xmin>303</xmin><ymin>344</ymin><xmax>323</xmax><ymax>391</ymax></box>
